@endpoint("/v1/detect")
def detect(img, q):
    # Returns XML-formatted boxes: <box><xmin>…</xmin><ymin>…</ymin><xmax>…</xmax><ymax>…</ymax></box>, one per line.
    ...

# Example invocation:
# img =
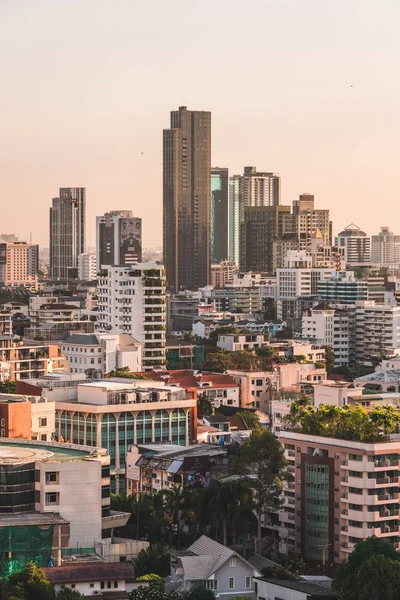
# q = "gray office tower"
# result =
<box><xmin>96</xmin><ymin>211</ymin><xmax>142</xmax><ymax>267</ymax></box>
<box><xmin>211</xmin><ymin>167</ymin><xmax>229</xmax><ymax>264</ymax></box>
<box><xmin>49</xmin><ymin>188</ymin><xmax>86</xmax><ymax>279</ymax></box>
<box><xmin>163</xmin><ymin>106</ymin><xmax>211</xmax><ymax>292</ymax></box>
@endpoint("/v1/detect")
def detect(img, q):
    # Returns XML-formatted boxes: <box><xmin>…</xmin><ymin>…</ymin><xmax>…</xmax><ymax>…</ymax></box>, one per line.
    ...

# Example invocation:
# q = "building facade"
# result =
<box><xmin>49</xmin><ymin>188</ymin><xmax>86</xmax><ymax>280</ymax></box>
<box><xmin>0</xmin><ymin>242</ymin><xmax>39</xmax><ymax>289</ymax></box>
<box><xmin>96</xmin><ymin>263</ymin><xmax>166</xmax><ymax>370</ymax></box>
<box><xmin>371</xmin><ymin>227</ymin><xmax>400</xmax><ymax>264</ymax></box>
<box><xmin>335</xmin><ymin>224</ymin><xmax>371</xmax><ymax>263</ymax></box>
<box><xmin>229</xmin><ymin>175</ymin><xmax>243</xmax><ymax>266</ymax></box>
<box><xmin>242</xmin><ymin>166</ymin><xmax>281</xmax><ymax>207</ymax></box>
<box><xmin>96</xmin><ymin>211</ymin><xmax>142</xmax><ymax>267</ymax></box>
<box><xmin>211</xmin><ymin>167</ymin><xmax>229</xmax><ymax>263</ymax></box>
<box><xmin>163</xmin><ymin>106</ymin><xmax>211</xmax><ymax>291</ymax></box>
<box><xmin>77</xmin><ymin>253</ymin><xmax>96</xmax><ymax>280</ymax></box>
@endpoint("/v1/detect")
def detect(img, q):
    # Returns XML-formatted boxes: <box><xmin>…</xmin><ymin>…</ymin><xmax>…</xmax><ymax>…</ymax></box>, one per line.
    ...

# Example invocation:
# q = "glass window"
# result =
<box><xmin>229</xmin><ymin>578</ymin><xmax>235</xmax><ymax>590</ymax></box>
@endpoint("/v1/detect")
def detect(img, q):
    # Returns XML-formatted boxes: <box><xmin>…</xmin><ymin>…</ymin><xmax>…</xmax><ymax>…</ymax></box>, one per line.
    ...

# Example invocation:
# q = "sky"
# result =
<box><xmin>1</xmin><ymin>0</ymin><xmax>400</xmax><ymax>249</ymax></box>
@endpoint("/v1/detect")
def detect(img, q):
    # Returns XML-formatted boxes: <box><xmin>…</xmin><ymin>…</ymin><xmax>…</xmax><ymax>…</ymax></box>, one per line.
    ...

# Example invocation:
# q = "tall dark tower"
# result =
<box><xmin>163</xmin><ymin>106</ymin><xmax>211</xmax><ymax>291</ymax></box>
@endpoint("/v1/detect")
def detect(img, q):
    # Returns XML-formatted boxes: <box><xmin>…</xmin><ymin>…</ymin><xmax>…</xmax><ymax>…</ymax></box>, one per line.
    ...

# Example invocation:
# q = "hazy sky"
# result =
<box><xmin>2</xmin><ymin>0</ymin><xmax>400</xmax><ymax>249</ymax></box>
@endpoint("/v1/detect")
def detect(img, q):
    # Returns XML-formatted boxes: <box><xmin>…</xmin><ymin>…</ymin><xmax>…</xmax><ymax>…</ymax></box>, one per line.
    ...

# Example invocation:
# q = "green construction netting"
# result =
<box><xmin>0</xmin><ymin>525</ymin><xmax>54</xmax><ymax>579</ymax></box>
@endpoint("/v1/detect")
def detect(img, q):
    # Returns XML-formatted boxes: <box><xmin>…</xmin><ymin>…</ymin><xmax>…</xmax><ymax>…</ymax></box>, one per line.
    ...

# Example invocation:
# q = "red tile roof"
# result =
<box><xmin>143</xmin><ymin>369</ymin><xmax>239</xmax><ymax>389</ymax></box>
<box><xmin>43</xmin><ymin>563</ymin><xmax>135</xmax><ymax>585</ymax></box>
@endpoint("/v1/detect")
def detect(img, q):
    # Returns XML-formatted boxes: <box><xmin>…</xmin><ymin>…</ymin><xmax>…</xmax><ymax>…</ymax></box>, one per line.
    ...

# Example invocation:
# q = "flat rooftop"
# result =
<box><xmin>0</xmin><ymin>440</ymin><xmax>107</xmax><ymax>464</ymax></box>
<box><xmin>0</xmin><ymin>511</ymin><xmax>69</xmax><ymax>527</ymax></box>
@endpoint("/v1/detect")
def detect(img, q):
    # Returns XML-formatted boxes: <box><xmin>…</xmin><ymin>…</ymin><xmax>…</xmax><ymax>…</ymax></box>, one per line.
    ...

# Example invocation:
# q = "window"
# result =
<box><xmin>0</xmin><ymin>419</ymin><xmax>4</xmax><ymax>427</ymax></box>
<box><xmin>245</xmin><ymin>576</ymin><xmax>251</xmax><ymax>588</ymax></box>
<box><xmin>229</xmin><ymin>557</ymin><xmax>236</xmax><ymax>567</ymax></box>
<box><xmin>206</xmin><ymin>581</ymin><xmax>218</xmax><ymax>591</ymax></box>
<box><xmin>114</xmin><ymin>581</ymin><xmax>118</xmax><ymax>589</ymax></box>
<box><xmin>0</xmin><ymin>430</ymin><xmax>4</xmax><ymax>438</ymax></box>
<box><xmin>45</xmin><ymin>492</ymin><xmax>59</xmax><ymax>505</ymax></box>
<box><xmin>90</xmin><ymin>584</ymin><xmax>94</xmax><ymax>588</ymax></box>
<box><xmin>41</xmin><ymin>434</ymin><xmax>47</xmax><ymax>441</ymax></box>
<box><xmin>39</xmin><ymin>418</ymin><xmax>47</xmax><ymax>427</ymax></box>
<box><xmin>107</xmin><ymin>582</ymin><xmax>112</xmax><ymax>589</ymax></box>
<box><xmin>46</xmin><ymin>472</ymin><xmax>59</xmax><ymax>484</ymax></box>
<box><xmin>229</xmin><ymin>578</ymin><xmax>235</xmax><ymax>590</ymax></box>
<box><xmin>101</xmin><ymin>582</ymin><xmax>105</xmax><ymax>590</ymax></box>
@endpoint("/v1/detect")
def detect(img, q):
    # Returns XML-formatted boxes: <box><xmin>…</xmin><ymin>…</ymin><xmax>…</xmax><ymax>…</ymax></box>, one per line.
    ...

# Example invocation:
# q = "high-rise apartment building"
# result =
<box><xmin>371</xmin><ymin>227</ymin><xmax>400</xmax><ymax>264</ymax></box>
<box><xmin>211</xmin><ymin>167</ymin><xmax>229</xmax><ymax>263</ymax></box>
<box><xmin>283</xmin><ymin>194</ymin><xmax>332</xmax><ymax>250</ymax></box>
<box><xmin>49</xmin><ymin>188</ymin><xmax>86</xmax><ymax>280</ymax></box>
<box><xmin>228</xmin><ymin>175</ymin><xmax>243</xmax><ymax>266</ymax></box>
<box><xmin>239</xmin><ymin>205</ymin><xmax>291</xmax><ymax>273</ymax></box>
<box><xmin>77</xmin><ymin>252</ymin><xmax>96</xmax><ymax>280</ymax></box>
<box><xmin>335</xmin><ymin>224</ymin><xmax>371</xmax><ymax>263</ymax></box>
<box><xmin>0</xmin><ymin>242</ymin><xmax>39</xmax><ymax>289</ymax></box>
<box><xmin>96</xmin><ymin>211</ymin><xmax>142</xmax><ymax>267</ymax></box>
<box><xmin>96</xmin><ymin>263</ymin><xmax>166</xmax><ymax>370</ymax></box>
<box><xmin>242</xmin><ymin>166</ymin><xmax>281</xmax><ymax>207</ymax></box>
<box><xmin>163</xmin><ymin>106</ymin><xmax>211</xmax><ymax>291</ymax></box>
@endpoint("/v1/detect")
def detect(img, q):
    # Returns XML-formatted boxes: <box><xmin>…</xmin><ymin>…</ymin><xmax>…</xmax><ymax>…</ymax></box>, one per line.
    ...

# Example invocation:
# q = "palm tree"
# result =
<box><xmin>162</xmin><ymin>485</ymin><xmax>190</xmax><ymax>548</ymax></box>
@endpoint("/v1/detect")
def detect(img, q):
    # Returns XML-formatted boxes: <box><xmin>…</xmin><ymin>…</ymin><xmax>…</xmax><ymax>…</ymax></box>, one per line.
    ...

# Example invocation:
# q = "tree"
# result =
<box><xmin>237</xmin><ymin>410</ymin><xmax>261</xmax><ymax>432</ymax></box>
<box><xmin>323</xmin><ymin>345</ymin><xmax>335</xmax><ymax>371</ymax></box>
<box><xmin>163</xmin><ymin>485</ymin><xmax>190</xmax><ymax>548</ymax></box>
<box><xmin>107</xmin><ymin>367</ymin><xmax>149</xmax><ymax>379</ymax></box>
<box><xmin>197</xmin><ymin>395</ymin><xmax>214</xmax><ymax>416</ymax></box>
<box><xmin>183</xmin><ymin>584</ymin><xmax>215</xmax><ymax>600</ymax></box>
<box><xmin>240</xmin><ymin>429</ymin><xmax>287</xmax><ymax>553</ymax></box>
<box><xmin>134</xmin><ymin>544</ymin><xmax>170</xmax><ymax>578</ymax></box>
<box><xmin>335</xmin><ymin>536</ymin><xmax>400</xmax><ymax>599</ymax></box>
<box><xmin>8</xmin><ymin>562</ymin><xmax>55</xmax><ymax>600</ymax></box>
<box><xmin>57</xmin><ymin>589</ymin><xmax>85</xmax><ymax>600</ymax></box>
<box><xmin>136</xmin><ymin>574</ymin><xmax>165</xmax><ymax>591</ymax></box>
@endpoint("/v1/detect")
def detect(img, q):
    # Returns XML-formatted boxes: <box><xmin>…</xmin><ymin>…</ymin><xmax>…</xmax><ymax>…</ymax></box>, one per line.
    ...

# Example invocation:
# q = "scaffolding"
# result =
<box><xmin>0</xmin><ymin>524</ymin><xmax>54</xmax><ymax>579</ymax></box>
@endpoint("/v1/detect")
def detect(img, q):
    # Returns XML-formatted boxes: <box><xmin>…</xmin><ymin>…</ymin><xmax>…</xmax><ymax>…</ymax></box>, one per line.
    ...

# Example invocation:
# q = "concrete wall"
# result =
<box><xmin>256</xmin><ymin>579</ymin><xmax>307</xmax><ymax>600</ymax></box>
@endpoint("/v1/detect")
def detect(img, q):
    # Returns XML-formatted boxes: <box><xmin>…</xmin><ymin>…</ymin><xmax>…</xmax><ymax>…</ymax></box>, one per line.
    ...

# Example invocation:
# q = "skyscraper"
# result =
<box><xmin>96</xmin><ymin>211</ymin><xmax>142</xmax><ymax>267</ymax></box>
<box><xmin>283</xmin><ymin>194</ymin><xmax>332</xmax><ymax>250</ymax></box>
<box><xmin>211</xmin><ymin>167</ymin><xmax>229</xmax><ymax>264</ymax></box>
<box><xmin>49</xmin><ymin>188</ymin><xmax>86</xmax><ymax>280</ymax></box>
<box><xmin>371</xmin><ymin>227</ymin><xmax>400</xmax><ymax>264</ymax></box>
<box><xmin>240</xmin><ymin>205</ymin><xmax>291</xmax><ymax>273</ymax></box>
<box><xmin>163</xmin><ymin>106</ymin><xmax>211</xmax><ymax>291</ymax></box>
<box><xmin>335</xmin><ymin>224</ymin><xmax>371</xmax><ymax>263</ymax></box>
<box><xmin>228</xmin><ymin>175</ymin><xmax>243</xmax><ymax>266</ymax></box>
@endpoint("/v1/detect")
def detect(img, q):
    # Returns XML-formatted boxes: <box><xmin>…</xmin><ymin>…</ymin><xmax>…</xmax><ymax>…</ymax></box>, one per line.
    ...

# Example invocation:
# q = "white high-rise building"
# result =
<box><xmin>335</xmin><ymin>224</ymin><xmax>371</xmax><ymax>263</ymax></box>
<box><xmin>77</xmin><ymin>253</ymin><xmax>96</xmax><ymax>280</ymax></box>
<box><xmin>371</xmin><ymin>227</ymin><xmax>400</xmax><ymax>264</ymax></box>
<box><xmin>242</xmin><ymin>166</ymin><xmax>280</xmax><ymax>207</ymax></box>
<box><xmin>96</xmin><ymin>263</ymin><xmax>166</xmax><ymax>370</ymax></box>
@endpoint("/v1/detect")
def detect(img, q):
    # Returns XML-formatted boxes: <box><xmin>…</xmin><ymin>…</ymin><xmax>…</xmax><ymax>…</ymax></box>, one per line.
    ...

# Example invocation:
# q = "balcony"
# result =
<box><xmin>101</xmin><ymin>510</ymin><xmax>130</xmax><ymax>530</ymax></box>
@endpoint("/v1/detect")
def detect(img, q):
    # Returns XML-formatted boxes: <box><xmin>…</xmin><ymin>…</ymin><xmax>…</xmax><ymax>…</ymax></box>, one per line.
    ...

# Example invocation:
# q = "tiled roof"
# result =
<box><xmin>256</xmin><ymin>579</ymin><xmax>338</xmax><ymax>598</ymax></box>
<box><xmin>143</xmin><ymin>370</ymin><xmax>239</xmax><ymax>389</ymax></box>
<box><xmin>188</xmin><ymin>535</ymin><xmax>235</xmax><ymax>572</ymax></box>
<box><xmin>355</xmin><ymin>370</ymin><xmax>400</xmax><ymax>383</ymax></box>
<box><xmin>180</xmin><ymin>556</ymin><xmax>218</xmax><ymax>580</ymax></box>
<box><xmin>248</xmin><ymin>553</ymin><xmax>280</xmax><ymax>572</ymax></box>
<box><xmin>43</xmin><ymin>563</ymin><xmax>135</xmax><ymax>585</ymax></box>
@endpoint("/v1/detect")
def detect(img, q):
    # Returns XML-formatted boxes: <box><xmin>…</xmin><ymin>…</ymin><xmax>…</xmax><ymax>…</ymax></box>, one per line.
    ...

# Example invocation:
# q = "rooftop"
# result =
<box><xmin>0</xmin><ymin>511</ymin><xmax>69</xmax><ymax>528</ymax></box>
<box><xmin>43</xmin><ymin>563</ymin><xmax>135</xmax><ymax>585</ymax></box>
<box><xmin>0</xmin><ymin>440</ymin><xmax>107</xmax><ymax>464</ymax></box>
<box><xmin>142</xmin><ymin>369</ymin><xmax>239</xmax><ymax>389</ymax></box>
<box><xmin>255</xmin><ymin>578</ymin><xmax>338</xmax><ymax>598</ymax></box>
<box><xmin>355</xmin><ymin>370</ymin><xmax>400</xmax><ymax>383</ymax></box>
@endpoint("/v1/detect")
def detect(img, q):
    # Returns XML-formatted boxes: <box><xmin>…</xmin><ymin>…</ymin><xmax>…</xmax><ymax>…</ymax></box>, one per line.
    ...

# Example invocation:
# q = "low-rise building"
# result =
<box><xmin>0</xmin><ymin>336</ymin><xmax>67</xmax><ymax>381</ymax></box>
<box><xmin>170</xmin><ymin>535</ymin><xmax>261</xmax><ymax>597</ymax></box>
<box><xmin>0</xmin><ymin>393</ymin><xmax>56</xmax><ymax>441</ymax></box>
<box><xmin>227</xmin><ymin>370</ymin><xmax>279</xmax><ymax>410</ymax></box>
<box><xmin>211</xmin><ymin>261</ymin><xmax>239</xmax><ymax>288</ymax></box>
<box><xmin>61</xmin><ymin>333</ymin><xmax>142</xmax><ymax>376</ymax></box>
<box><xmin>127</xmin><ymin>444</ymin><xmax>228</xmax><ymax>495</ymax></box>
<box><xmin>217</xmin><ymin>332</ymin><xmax>269</xmax><ymax>352</ymax></box>
<box><xmin>254</xmin><ymin>578</ymin><xmax>338</xmax><ymax>600</ymax></box>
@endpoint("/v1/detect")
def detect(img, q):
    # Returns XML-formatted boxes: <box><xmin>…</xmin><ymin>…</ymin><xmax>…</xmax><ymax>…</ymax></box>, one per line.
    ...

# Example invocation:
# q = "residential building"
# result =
<box><xmin>360</xmin><ymin>304</ymin><xmax>400</xmax><ymax>362</ymax></box>
<box><xmin>240</xmin><ymin>206</ymin><xmax>291</xmax><ymax>273</ymax></box>
<box><xmin>26</xmin><ymin>296</ymin><xmax>94</xmax><ymax>341</ymax></box>
<box><xmin>302</xmin><ymin>304</ymin><xmax>355</xmax><ymax>366</ymax></box>
<box><xmin>44</xmin><ymin>563</ymin><xmax>142</xmax><ymax>598</ymax></box>
<box><xmin>272</xmin><ymin>238</ymin><xmax>300</xmax><ymax>271</ymax></box>
<box><xmin>229</xmin><ymin>175</ymin><xmax>244</xmax><ymax>265</ymax></box>
<box><xmin>166</xmin><ymin>343</ymin><xmax>205</xmax><ymax>370</ymax></box>
<box><xmin>217</xmin><ymin>332</ymin><xmax>269</xmax><ymax>352</ymax></box>
<box><xmin>354</xmin><ymin>370</ymin><xmax>400</xmax><ymax>393</ymax></box>
<box><xmin>227</xmin><ymin>370</ymin><xmax>280</xmax><ymax>410</ymax></box>
<box><xmin>371</xmin><ymin>227</ymin><xmax>400</xmax><ymax>264</ymax></box>
<box><xmin>0</xmin><ymin>337</ymin><xmax>66</xmax><ymax>381</ymax></box>
<box><xmin>0</xmin><ymin>242</ymin><xmax>39</xmax><ymax>289</ymax></box>
<box><xmin>163</xmin><ymin>106</ymin><xmax>211</xmax><ymax>291</ymax></box>
<box><xmin>0</xmin><ymin>393</ymin><xmax>55</xmax><ymax>441</ymax></box>
<box><xmin>335</xmin><ymin>224</ymin><xmax>371</xmax><ymax>263</ymax></box>
<box><xmin>167</xmin><ymin>293</ymin><xmax>200</xmax><ymax>333</ymax></box>
<box><xmin>127</xmin><ymin>444</ymin><xmax>228</xmax><ymax>495</ymax></box>
<box><xmin>242</xmin><ymin>166</ymin><xmax>281</xmax><ymax>207</ymax></box>
<box><xmin>170</xmin><ymin>535</ymin><xmax>261</xmax><ymax>596</ymax></box>
<box><xmin>211</xmin><ymin>167</ymin><xmax>229</xmax><ymax>263</ymax></box>
<box><xmin>96</xmin><ymin>263</ymin><xmax>166</xmax><ymax>370</ymax></box>
<box><xmin>49</xmin><ymin>188</ymin><xmax>86</xmax><ymax>280</ymax></box>
<box><xmin>199</xmin><ymin>414</ymin><xmax>251</xmax><ymax>445</ymax></box>
<box><xmin>211</xmin><ymin>261</ymin><xmax>238</xmax><ymax>288</ymax></box>
<box><xmin>276</xmin><ymin>295</ymin><xmax>320</xmax><ymax>325</ymax></box>
<box><xmin>276</xmin><ymin>264</ymin><xmax>332</xmax><ymax>299</ymax></box>
<box><xmin>0</xmin><ymin>311</ymin><xmax>12</xmax><ymax>336</ymax></box>
<box><xmin>310</xmin><ymin>232</ymin><xmax>346</xmax><ymax>270</ymax></box>
<box><xmin>143</xmin><ymin>369</ymin><xmax>240</xmax><ymax>409</ymax></box>
<box><xmin>77</xmin><ymin>252</ymin><xmax>96</xmax><ymax>280</ymax></box>
<box><xmin>278</xmin><ymin>430</ymin><xmax>400</xmax><ymax>564</ymax></box>
<box><xmin>317</xmin><ymin>272</ymin><xmax>368</xmax><ymax>304</ymax></box>
<box><xmin>61</xmin><ymin>333</ymin><xmax>142</xmax><ymax>376</ymax></box>
<box><xmin>96</xmin><ymin>210</ymin><xmax>142</xmax><ymax>267</ymax></box>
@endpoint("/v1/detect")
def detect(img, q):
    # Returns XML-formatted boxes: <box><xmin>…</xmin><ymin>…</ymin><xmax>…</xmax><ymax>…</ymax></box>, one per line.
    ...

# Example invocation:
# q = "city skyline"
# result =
<box><xmin>2</xmin><ymin>0</ymin><xmax>400</xmax><ymax>248</ymax></box>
